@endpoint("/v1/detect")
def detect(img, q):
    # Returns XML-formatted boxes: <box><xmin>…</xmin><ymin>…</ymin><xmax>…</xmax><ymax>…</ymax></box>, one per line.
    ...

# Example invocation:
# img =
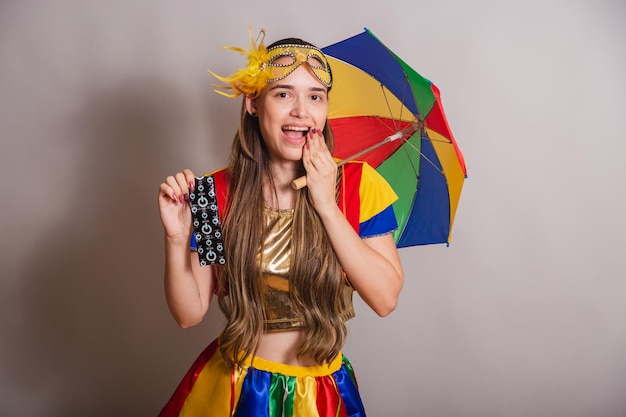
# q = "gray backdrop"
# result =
<box><xmin>2</xmin><ymin>0</ymin><xmax>625</xmax><ymax>416</ymax></box>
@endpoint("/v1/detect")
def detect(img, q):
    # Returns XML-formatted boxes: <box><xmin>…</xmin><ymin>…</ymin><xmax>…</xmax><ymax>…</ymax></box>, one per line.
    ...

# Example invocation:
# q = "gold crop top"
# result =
<box><xmin>261</xmin><ymin>206</ymin><xmax>355</xmax><ymax>331</ymax></box>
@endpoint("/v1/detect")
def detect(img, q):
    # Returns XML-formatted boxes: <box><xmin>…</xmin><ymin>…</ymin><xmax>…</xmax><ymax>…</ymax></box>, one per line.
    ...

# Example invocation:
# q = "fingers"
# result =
<box><xmin>159</xmin><ymin>169</ymin><xmax>196</xmax><ymax>205</ymax></box>
<box><xmin>304</xmin><ymin>127</ymin><xmax>333</xmax><ymax>166</ymax></box>
<box><xmin>303</xmin><ymin>127</ymin><xmax>336</xmax><ymax>187</ymax></box>
<box><xmin>302</xmin><ymin>128</ymin><xmax>337</xmax><ymax>210</ymax></box>
<box><xmin>183</xmin><ymin>169</ymin><xmax>196</xmax><ymax>190</ymax></box>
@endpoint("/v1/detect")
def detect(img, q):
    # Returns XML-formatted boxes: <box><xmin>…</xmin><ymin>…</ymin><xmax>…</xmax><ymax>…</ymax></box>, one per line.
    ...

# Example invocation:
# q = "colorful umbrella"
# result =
<box><xmin>322</xmin><ymin>29</ymin><xmax>467</xmax><ymax>247</ymax></box>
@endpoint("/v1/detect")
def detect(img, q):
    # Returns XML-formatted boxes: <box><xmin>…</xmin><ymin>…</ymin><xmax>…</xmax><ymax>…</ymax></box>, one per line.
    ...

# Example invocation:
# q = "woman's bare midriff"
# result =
<box><xmin>255</xmin><ymin>329</ymin><xmax>320</xmax><ymax>367</ymax></box>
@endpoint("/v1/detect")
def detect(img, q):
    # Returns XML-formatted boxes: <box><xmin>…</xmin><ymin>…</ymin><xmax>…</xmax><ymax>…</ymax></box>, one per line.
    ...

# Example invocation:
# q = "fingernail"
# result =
<box><xmin>189</xmin><ymin>181</ymin><xmax>195</xmax><ymax>191</ymax></box>
<box><xmin>184</xmin><ymin>193</ymin><xmax>189</xmax><ymax>201</ymax></box>
<box><xmin>311</xmin><ymin>127</ymin><xmax>317</xmax><ymax>134</ymax></box>
<box><xmin>172</xmin><ymin>194</ymin><xmax>178</xmax><ymax>202</ymax></box>
<box><xmin>178</xmin><ymin>195</ymin><xmax>184</xmax><ymax>204</ymax></box>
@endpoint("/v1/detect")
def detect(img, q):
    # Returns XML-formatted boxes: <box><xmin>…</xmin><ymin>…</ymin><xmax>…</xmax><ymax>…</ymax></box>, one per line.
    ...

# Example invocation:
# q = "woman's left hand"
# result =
<box><xmin>303</xmin><ymin>128</ymin><xmax>404</xmax><ymax>317</ymax></box>
<box><xmin>302</xmin><ymin>127</ymin><xmax>337</xmax><ymax>212</ymax></box>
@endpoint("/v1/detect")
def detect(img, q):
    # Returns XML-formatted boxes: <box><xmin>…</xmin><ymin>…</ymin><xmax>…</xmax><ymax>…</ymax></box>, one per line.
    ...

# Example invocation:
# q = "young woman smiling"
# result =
<box><xmin>157</xmin><ymin>30</ymin><xmax>403</xmax><ymax>417</ymax></box>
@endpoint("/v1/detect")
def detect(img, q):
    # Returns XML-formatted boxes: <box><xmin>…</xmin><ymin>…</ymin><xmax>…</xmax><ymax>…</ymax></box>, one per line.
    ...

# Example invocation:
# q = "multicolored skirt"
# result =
<box><xmin>159</xmin><ymin>338</ymin><xmax>367</xmax><ymax>417</ymax></box>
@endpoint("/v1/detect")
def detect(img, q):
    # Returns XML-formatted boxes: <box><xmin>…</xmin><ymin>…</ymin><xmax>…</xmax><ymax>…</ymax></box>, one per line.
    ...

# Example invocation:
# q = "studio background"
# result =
<box><xmin>1</xmin><ymin>1</ymin><xmax>625</xmax><ymax>416</ymax></box>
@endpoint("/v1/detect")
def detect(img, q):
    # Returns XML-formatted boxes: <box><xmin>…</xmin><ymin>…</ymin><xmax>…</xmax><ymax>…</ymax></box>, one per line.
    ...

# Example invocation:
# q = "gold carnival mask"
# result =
<box><xmin>209</xmin><ymin>28</ymin><xmax>332</xmax><ymax>98</ymax></box>
<box><xmin>264</xmin><ymin>44</ymin><xmax>332</xmax><ymax>87</ymax></box>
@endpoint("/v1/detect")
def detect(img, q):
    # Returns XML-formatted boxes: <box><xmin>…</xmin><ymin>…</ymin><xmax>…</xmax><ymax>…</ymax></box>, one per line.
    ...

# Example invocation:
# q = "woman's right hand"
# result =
<box><xmin>158</xmin><ymin>169</ymin><xmax>196</xmax><ymax>241</ymax></box>
<box><xmin>159</xmin><ymin>168</ymin><xmax>215</xmax><ymax>327</ymax></box>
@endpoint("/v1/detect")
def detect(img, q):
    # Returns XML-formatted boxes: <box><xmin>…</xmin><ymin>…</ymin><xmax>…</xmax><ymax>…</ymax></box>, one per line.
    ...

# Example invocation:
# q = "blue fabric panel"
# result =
<box><xmin>359</xmin><ymin>205</ymin><xmax>398</xmax><ymax>238</ymax></box>
<box><xmin>397</xmin><ymin>133</ymin><xmax>450</xmax><ymax>247</ymax></box>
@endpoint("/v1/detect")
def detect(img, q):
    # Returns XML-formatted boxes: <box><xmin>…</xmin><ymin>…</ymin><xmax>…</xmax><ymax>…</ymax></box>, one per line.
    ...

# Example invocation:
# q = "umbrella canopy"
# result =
<box><xmin>322</xmin><ymin>29</ymin><xmax>467</xmax><ymax>247</ymax></box>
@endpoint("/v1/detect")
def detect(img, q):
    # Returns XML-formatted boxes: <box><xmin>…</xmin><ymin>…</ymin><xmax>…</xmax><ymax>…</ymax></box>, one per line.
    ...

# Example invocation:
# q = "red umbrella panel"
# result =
<box><xmin>322</xmin><ymin>29</ymin><xmax>467</xmax><ymax>247</ymax></box>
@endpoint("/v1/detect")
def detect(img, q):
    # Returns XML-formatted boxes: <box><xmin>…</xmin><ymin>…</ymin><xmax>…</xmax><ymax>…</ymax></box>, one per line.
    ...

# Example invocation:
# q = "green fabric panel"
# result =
<box><xmin>394</xmin><ymin>52</ymin><xmax>436</xmax><ymax>119</ymax></box>
<box><xmin>377</xmin><ymin>131</ymin><xmax>422</xmax><ymax>243</ymax></box>
<box><xmin>268</xmin><ymin>373</ymin><xmax>296</xmax><ymax>417</ymax></box>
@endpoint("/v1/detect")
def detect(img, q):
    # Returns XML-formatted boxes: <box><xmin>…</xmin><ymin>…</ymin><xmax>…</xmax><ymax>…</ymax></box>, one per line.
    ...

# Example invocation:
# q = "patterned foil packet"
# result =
<box><xmin>189</xmin><ymin>175</ymin><xmax>226</xmax><ymax>266</ymax></box>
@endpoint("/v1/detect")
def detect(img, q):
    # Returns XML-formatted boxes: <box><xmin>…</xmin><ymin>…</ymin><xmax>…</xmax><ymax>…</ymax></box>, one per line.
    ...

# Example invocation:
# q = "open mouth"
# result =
<box><xmin>282</xmin><ymin>126</ymin><xmax>310</xmax><ymax>139</ymax></box>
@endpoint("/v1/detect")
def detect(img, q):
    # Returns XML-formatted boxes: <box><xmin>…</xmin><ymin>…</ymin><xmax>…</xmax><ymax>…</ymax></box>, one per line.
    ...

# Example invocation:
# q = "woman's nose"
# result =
<box><xmin>290</xmin><ymin>99</ymin><xmax>308</xmax><ymax>118</ymax></box>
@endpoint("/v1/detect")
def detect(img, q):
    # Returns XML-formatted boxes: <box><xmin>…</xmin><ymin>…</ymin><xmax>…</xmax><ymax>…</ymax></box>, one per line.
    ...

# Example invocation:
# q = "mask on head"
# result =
<box><xmin>209</xmin><ymin>27</ymin><xmax>332</xmax><ymax>99</ymax></box>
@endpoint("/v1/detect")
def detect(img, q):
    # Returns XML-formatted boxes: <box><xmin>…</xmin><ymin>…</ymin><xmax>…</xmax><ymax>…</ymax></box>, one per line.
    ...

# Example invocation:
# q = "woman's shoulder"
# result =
<box><xmin>340</xmin><ymin>160</ymin><xmax>392</xmax><ymax>190</ymax></box>
<box><xmin>337</xmin><ymin>160</ymin><xmax>398</xmax><ymax>237</ymax></box>
<box><xmin>205</xmin><ymin>166</ymin><xmax>229</xmax><ymax>178</ymax></box>
<box><xmin>338</xmin><ymin>159</ymin><xmax>371</xmax><ymax>179</ymax></box>
<box><xmin>202</xmin><ymin>167</ymin><xmax>230</xmax><ymax>190</ymax></box>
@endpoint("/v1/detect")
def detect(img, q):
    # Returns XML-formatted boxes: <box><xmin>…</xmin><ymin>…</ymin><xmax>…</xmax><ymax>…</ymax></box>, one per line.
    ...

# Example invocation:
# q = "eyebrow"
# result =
<box><xmin>269</xmin><ymin>83</ymin><xmax>328</xmax><ymax>93</ymax></box>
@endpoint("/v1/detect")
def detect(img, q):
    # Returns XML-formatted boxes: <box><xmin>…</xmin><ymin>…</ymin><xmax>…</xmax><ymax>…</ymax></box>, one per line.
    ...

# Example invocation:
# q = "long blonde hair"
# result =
<box><xmin>217</xmin><ymin>39</ymin><xmax>346</xmax><ymax>368</ymax></box>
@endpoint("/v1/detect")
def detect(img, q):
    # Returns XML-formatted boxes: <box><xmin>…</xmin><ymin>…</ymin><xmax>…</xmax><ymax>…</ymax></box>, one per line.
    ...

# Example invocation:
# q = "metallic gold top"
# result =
<box><xmin>261</xmin><ymin>206</ymin><xmax>354</xmax><ymax>331</ymax></box>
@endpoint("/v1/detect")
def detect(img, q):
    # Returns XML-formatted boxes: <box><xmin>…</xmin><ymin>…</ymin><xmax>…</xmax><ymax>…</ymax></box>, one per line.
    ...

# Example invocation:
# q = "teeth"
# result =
<box><xmin>283</xmin><ymin>126</ymin><xmax>309</xmax><ymax>132</ymax></box>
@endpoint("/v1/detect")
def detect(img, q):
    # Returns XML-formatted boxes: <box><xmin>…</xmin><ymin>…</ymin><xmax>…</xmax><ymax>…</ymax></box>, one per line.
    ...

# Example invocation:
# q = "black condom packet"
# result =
<box><xmin>189</xmin><ymin>175</ymin><xmax>226</xmax><ymax>266</ymax></box>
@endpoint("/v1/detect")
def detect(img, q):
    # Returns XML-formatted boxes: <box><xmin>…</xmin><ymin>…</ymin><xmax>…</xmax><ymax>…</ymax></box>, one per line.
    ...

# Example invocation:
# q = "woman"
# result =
<box><xmin>157</xmin><ymin>29</ymin><xmax>404</xmax><ymax>416</ymax></box>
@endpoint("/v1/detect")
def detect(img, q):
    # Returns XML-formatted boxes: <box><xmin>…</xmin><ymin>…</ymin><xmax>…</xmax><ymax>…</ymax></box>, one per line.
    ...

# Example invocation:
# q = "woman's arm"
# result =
<box><xmin>316</xmin><ymin>205</ymin><xmax>403</xmax><ymax>316</ymax></box>
<box><xmin>303</xmin><ymin>131</ymin><xmax>404</xmax><ymax>316</ymax></box>
<box><xmin>158</xmin><ymin>169</ymin><xmax>215</xmax><ymax>327</ymax></box>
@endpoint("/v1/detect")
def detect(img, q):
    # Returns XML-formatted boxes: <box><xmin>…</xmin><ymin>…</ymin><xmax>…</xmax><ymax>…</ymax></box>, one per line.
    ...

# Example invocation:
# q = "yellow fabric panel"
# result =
<box><xmin>179</xmin><ymin>350</ymin><xmax>240</xmax><ymax>417</ymax></box>
<box><xmin>357</xmin><ymin>162</ymin><xmax>399</xmax><ymax>223</ymax></box>
<box><xmin>293</xmin><ymin>376</ymin><xmax>321</xmax><ymax>417</ymax></box>
<box><xmin>247</xmin><ymin>352</ymin><xmax>343</xmax><ymax>378</ymax></box>
<box><xmin>426</xmin><ymin>128</ymin><xmax>465</xmax><ymax>236</ymax></box>
<box><xmin>328</xmin><ymin>57</ymin><xmax>413</xmax><ymax>122</ymax></box>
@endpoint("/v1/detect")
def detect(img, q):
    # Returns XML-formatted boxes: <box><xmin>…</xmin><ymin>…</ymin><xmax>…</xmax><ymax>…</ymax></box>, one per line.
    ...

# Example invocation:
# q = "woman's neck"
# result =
<box><xmin>263</xmin><ymin>161</ymin><xmax>300</xmax><ymax>209</ymax></box>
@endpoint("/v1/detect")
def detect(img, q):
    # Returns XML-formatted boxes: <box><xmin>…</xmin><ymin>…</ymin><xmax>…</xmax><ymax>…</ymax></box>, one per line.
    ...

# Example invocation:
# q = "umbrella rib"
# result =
<box><xmin>377</xmin><ymin>77</ymin><xmax>422</xmax><ymax>138</ymax></box>
<box><xmin>427</xmin><ymin>136</ymin><xmax>453</xmax><ymax>144</ymax></box>
<box><xmin>379</xmin><ymin>83</ymin><xmax>402</xmax><ymax>132</ymax></box>
<box><xmin>397</xmin><ymin>137</ymin><xmax>420</xmax><ymax>178</ymax></box>
<box><xmin>371</xmin><ymin>115</ymin><xmax>405</xmax><ymax>136</ymax></box>
<box><xmin>402</xmin><ymin>137</ymin><xmax>444</xmax><ymax>175</ymax></box>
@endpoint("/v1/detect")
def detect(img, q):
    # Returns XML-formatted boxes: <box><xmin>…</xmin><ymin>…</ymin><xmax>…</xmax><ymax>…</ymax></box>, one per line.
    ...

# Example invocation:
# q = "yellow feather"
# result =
<box><xmin>208</xmin><ymin>27</ymin><xmax>271</xmax><ymax>98</ymax></box>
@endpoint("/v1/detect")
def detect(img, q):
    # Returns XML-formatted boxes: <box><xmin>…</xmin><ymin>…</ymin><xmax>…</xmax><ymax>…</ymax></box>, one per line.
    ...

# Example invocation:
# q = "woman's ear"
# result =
<box><xmin>245</xmin><ymin>95</ymin><xmax>258</xmax><ymax>117</ymax></box>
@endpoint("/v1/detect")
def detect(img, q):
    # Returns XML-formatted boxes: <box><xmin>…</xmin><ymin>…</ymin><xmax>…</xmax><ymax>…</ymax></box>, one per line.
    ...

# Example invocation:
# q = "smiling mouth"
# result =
<box><xmin>282</xmin><ymin>126</ymin><xmax>310</xmax><ymax>139</ymax></box>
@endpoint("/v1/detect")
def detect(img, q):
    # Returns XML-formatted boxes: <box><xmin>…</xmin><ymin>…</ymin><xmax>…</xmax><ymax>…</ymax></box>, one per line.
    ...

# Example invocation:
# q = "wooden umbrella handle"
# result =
<box><xmin>291</xmin><ymin>176</ymin><xmax>308</xmax><ymax>190</ymax></box>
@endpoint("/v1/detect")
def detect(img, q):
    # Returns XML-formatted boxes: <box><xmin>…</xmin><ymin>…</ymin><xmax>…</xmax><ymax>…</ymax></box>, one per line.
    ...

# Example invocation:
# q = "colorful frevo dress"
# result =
<box><xmin>159</xmin><ymin>161</ymin><xmax>398</xmax><ymax>417</ymax></box>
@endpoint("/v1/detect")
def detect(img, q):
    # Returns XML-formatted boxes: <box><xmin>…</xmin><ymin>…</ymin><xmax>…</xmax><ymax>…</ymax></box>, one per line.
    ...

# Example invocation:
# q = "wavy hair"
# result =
<box><xmin>217</xmin><ymin>38</ymin><xmax>346</xmax><ymax>369</ymax></box>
